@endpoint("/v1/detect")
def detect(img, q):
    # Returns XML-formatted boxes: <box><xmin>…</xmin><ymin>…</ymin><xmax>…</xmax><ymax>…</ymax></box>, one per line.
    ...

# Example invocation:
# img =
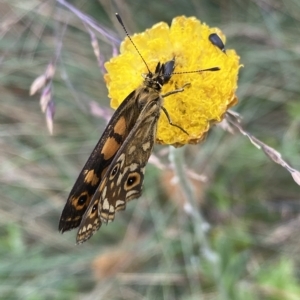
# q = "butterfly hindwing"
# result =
<box><xmin>75</xmin><ymin>198</ymin><xmax>102</xmax><ymax>243</ymax></box>
<box><xmin>100</xmin><ymin>99</ymin><xmax>162</xmax><ymax>222</ymax></box>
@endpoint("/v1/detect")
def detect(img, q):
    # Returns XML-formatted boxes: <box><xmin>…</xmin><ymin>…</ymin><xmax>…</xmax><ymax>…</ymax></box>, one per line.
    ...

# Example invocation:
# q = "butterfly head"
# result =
<box><xmin>144</xmin><ymin>59</ymin><xmax>175</xmax><ymax>91</ymax></box>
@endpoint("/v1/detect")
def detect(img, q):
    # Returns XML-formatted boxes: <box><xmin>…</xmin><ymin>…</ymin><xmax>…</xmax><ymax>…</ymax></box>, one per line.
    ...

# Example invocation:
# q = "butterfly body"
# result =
<box><xmin>59</xmin><ymin>59</ymin><xmax>178</xmax><ymax>243</ymax></box>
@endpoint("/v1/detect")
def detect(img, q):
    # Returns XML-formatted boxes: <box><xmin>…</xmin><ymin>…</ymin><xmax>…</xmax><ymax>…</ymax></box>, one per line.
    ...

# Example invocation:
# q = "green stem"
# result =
<box><xmin>169</xmin><ymin>146</ymin><xmax>228</xmax><ymax>300</ymax></box>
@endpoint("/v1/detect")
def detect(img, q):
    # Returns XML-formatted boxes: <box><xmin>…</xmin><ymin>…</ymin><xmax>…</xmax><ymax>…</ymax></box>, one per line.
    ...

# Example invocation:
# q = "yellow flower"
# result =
<box><xmin>104</xmin><ymin>16</ymin><xmax>240</xmax><ymax>146</ymax></box>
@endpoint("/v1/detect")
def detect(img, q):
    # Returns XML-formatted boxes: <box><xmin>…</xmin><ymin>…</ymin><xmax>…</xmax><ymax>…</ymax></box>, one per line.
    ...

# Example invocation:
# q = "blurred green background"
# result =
<box><xmin>1</xmin><ymin>0</ymin><xmax>300</xmax><ymax>299</ymax></box>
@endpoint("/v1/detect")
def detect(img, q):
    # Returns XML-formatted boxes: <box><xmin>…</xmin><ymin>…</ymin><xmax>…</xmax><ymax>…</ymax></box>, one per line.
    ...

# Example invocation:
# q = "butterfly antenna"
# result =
<box><xmin>172</xmin><ymin>66</ymin><xmax>220</xmax><ymax>76</ymax></box>
<box><xmin>115</xmin><ymin>13</ymin><xmax>151</xmax><ymax>74</ymax></box>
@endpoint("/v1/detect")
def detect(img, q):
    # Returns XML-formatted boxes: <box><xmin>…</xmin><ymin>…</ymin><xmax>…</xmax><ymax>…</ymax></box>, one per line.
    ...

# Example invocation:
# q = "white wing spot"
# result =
<box><xmin>102</xmin><ymin>186</ymin><xmax>107</xmax><ymax>198</ymax></box>
<box><xmin>118</xmin><ymin>153</ymin><xmax>126</xmax><ymax>168</ymax></box>
<box><xmin>142</xmin><ymin>141</ymin><xmax>151</xmax><ymax>152</ymax></box>
<box><xmin>117</xmin><ymin>173</ymin><xmax>123</xmax><ymax>187</ymax></box>
<box><xmin>126</xmin><ymin>190</ymin><xmax>138</xmax><ymax>198</ymax></box>
<box><xmin>102</xmin><ymin>198</ymin><xmax>109</xmax><ymax>211</ymax></box>
<box><xmin>129</xmin><ymin>145</ymin><xmax>136</xmax><ymax>155</ymax></box>
<box><xmin>116</xmin><ymin>200</ymin><xmax>124</xmax><ymax>208</ymax></box>
<box><xmin>130</xmin><ymin>163</ymin><xmax>138</xmax><ymax>171</ymax></box>
<box><xmin>100</xmin><ymin>212</ymin><xmax>108</xmax><ymax>222</ymax></box>
<box><xmin>110</xmin><ymin>181</ymin><xmax>114</xmax><ymax>190</ymax></box>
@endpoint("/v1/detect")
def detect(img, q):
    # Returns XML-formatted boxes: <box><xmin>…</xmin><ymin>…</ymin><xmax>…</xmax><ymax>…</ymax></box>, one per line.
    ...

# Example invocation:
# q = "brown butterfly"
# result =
<box><xmin>59</xmin><ymin>14</ymin><xmax>219</xmax><ymax>244</ymax></box>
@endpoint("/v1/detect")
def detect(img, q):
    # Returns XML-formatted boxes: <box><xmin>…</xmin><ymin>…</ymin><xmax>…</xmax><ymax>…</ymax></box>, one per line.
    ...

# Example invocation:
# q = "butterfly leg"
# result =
<box><xmin>160</xmin><ymin>83</ymin><xmax>190</xmax><ymax>135</ymax></box>
<box><xmin>161</xmin><ymin>83</ymin><xmax>191</xmax><ymax>98</ymax></box>
<box><xmin>161</xmin><ymin>106</ymin><xmax>188</xmax><ymax>135</ymax></box>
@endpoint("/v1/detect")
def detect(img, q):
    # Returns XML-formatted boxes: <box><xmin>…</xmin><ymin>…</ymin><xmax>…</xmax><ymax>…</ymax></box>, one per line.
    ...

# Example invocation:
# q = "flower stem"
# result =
<box><xmin>169</xmin><ymin>146</ymin><xmax>228</xmax><ymax>300</ymax></box>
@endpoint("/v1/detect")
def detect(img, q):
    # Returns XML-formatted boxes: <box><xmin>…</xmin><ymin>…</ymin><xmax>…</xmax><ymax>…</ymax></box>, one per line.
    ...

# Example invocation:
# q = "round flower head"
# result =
<box><xmin>104</xmin><ymin>16</ymin><xmax>240</xmax><ymax>147</ymax></box>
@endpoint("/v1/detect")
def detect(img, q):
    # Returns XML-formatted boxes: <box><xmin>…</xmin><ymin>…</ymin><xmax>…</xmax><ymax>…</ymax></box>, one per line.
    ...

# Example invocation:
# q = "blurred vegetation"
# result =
<box><xmin>1</xmin><ymin>0</ymin><xmax>300</xmax><ymax>299</ymax></box>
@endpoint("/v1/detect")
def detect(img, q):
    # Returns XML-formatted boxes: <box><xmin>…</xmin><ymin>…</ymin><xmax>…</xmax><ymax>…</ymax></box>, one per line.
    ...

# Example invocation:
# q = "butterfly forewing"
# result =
<box><xmin>59</xmin><ymin>90</ymin><xmax>141</xmax><ymax>232</ymax></box>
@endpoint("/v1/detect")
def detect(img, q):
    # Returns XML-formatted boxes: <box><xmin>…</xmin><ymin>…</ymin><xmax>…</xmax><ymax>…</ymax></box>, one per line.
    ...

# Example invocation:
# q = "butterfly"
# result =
<box><xmin>59</xmin><ymin>58</ymin><xmax>193</xmax><ymax>243</ymax></box>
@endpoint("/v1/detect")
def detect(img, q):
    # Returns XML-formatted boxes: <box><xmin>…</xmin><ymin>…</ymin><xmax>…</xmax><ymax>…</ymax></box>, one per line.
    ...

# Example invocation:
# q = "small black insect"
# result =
<box><xmin>209</xmin><ymin>33</ymin><xmax>226</xmax><ymax>54</ymax></box>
